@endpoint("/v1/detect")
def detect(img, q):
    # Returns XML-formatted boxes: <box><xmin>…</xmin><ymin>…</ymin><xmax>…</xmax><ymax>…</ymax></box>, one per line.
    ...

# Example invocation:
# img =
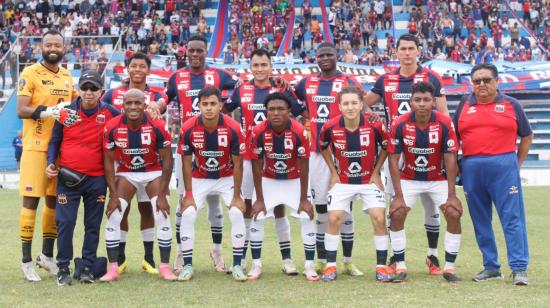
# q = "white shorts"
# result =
<box><xmin>175</xmin><ymin>153</ymin><xmax>184</xmax><ymax>195</ymax></box>
<box><xmin>383</xmin><ymin>155</ymin><xmax>404</xmax><ymax>196</ymax></box>
<box><xmin>401</xmin><ymin>180</ymin><xmax>448</xmax><ymax>210</ymax></box>
<box><xmin>117</xmin><ymin>171</ymin><xmax>162</xmax><ymax>202</ymax></box>
<box><xmin>309</xmin><ymin>152</ymin><xmax>330</xmax><ymax>204</ymax></box>
<box><xmin>327</xmin><ymin>183</ymin><xmax>386</xmax><ymax>213</ymax></box>
<box><xmin>192</xmin><ymin>176</ymin><xmax>234</xmax><ymax>211</ymax></box>
<box><xmin>241</xmin><ymin>160</ymin><xmax>254</xmax><ymax>200</ymax></box>
<box><xmin>252</xmin><ymin>178</ymin><xmax>309</xmax><ymax>220</ymax></box>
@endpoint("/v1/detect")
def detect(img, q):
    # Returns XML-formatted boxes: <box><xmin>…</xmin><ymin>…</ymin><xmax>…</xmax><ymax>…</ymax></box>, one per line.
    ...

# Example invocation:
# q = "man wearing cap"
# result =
<box><xmin>46</xmin><ymin>70</ymin><xmax>120</xmax><ymax>285</ymax></box>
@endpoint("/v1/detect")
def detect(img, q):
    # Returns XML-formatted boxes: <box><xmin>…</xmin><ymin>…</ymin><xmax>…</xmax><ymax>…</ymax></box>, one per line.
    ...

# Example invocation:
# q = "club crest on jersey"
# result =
<box><xmin>494</xmin><ymin>104</ymin><xmax>505</xmax><ymax>113</ymax></box>
<box><xmin>96</xmin><ymin>113</ymin><xmax>106</xmax><ymax>123</ymax></box>
<box><xmin>429</xmin><ymin>131</ymin><xmax>439</xmax><ymax>144</ymax></box>
<box><xmin>58</xmin><ymin>194</ymin><xmax>68</xmax><ymax>205</ymax></box>
<box><xmin>284</xmin><ymin>138</ymin><xmax>294</xmax><ymax>150</ymax></box>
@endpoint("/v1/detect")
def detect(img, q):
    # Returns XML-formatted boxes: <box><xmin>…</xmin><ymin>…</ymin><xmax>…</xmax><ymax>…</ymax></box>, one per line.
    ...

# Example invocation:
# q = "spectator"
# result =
<box><xmin>13</xmin><ymin>130</ymin><xmax>23</xmax><ymax>170</ymax></box>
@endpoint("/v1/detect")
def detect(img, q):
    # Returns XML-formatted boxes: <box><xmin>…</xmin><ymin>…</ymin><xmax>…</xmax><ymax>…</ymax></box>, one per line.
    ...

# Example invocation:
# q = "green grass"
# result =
<box><xmin>0</xmin><ymin>187</ymin><xmax>549</xmax><ymax>307</ymax></box>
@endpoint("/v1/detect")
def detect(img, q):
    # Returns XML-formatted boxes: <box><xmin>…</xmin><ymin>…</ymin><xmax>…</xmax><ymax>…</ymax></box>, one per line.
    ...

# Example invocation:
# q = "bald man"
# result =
<box><xmin>100</xmin><ymin>89</ymin><xmax>177</xmax><ymax>281</ymax></box>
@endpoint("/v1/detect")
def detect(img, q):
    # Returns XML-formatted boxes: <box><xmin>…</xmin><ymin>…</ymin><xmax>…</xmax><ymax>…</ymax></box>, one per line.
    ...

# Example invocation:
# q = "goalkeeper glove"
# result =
<box><xmin>33</xmin><ymin>102</ymin><xmax>81</xmax><ymax>127</ymax></box>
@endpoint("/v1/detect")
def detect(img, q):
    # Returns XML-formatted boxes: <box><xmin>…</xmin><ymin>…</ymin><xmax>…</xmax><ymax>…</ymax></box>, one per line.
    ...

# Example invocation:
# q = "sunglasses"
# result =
<box><xmin>472</xmin><ymin>77</ymin><xmax>495</xmax><ymax>85</ymax></box>
<box><xmin>80</xmin><ymin>85</ymin><xmax>100</xmax><ymax>92</ymax></box>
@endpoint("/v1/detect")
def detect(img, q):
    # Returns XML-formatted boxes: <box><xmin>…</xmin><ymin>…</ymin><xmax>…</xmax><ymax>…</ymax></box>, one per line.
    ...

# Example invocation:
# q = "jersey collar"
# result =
<box><xmin>198</xmin><ymin>113</ymin><xmax>224</xmax><ymax>127</ymax></box>
<box><xmin>317</xmin><ymin>71</ymin><xmax>343</xmax><ymax>80</ymax></box>
<box><xmin>338</xmin><ymin>113</ymin><xmax>365</xmax><ymax>130</ymax></box>
<box><xmin>267</xmin><ymin>118</ymin><xmax>292</xmax><ymax>133</ymax></box>
<box><xmin>409</xmin><ymin>111</ymin><xmax>436</xmax><ymax>123</ymax></box>
<box><xmin>395</xmin><ymin>65</ymin><xmax>423</xmax><ymax>76</ymax></box>
<box><xmin>467</xmin><ymin>91</ymin><xmax>506</xmax><ymax>105</ymax></box>
<box><xmin>122</xmin><ymin>113</ymin><xmax>148</xmax><ymax>125</ymax></box>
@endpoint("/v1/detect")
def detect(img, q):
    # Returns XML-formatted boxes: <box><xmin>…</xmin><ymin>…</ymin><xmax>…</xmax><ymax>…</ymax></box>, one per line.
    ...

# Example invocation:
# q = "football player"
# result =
<box><xmin>100</xmin><ymin>89</ymin><xmax>177</xmax><ymax>281</ymax></box>
<box><xmin>177</xmin><ymin>86</ymin><xmax>247</xmax><ymax>281</ymax></box>
<box><xmin>247</xmin><ymin>92</ymin><xmax>318</xmax><ymax>281</ymax></box>
<box><xmin>386</xmin><ymin>81</ymin><xmax>462</xmax><ymax>283</ymax></box>
<box><xmin>319</xmin><ymin>87</ymin><xmax>392</xmax><ymax>282</ymax></box>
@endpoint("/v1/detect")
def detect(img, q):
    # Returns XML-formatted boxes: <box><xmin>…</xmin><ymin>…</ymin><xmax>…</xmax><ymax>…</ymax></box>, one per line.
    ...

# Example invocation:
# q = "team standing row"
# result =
<box><xmin>16</xmin><ymin>30</ymin><xmax>532</xmax><ymax>286</ymax></box>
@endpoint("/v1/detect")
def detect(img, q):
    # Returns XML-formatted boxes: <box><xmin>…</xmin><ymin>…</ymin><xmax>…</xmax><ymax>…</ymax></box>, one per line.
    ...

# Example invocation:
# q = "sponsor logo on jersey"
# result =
<box><xmin>385</xmin><ymin>85</ymin><xmax>397</xmax><ymax>92</ymax></box>
<box><xmin>247</xmin><ymin>104</ymin><xmax>266</xmax><ymax>110</ymax></box>
<box><xmin>199</xmin><ymin>150</ymin><xmax>225</xmax><ymax>157</ymax></box>
<box><xmin>41</xmin><ymin>80</ymin><xmax>54</xmax><ymax>85</ymax></box>
<box><xmin>50</xmin><ymin>89</ymin><xmax>70</xmax><ymax>96</ymax></box>
<box><xmin>185</xmin><ymin>89</ymin><xmax>200</xmax><ymax>97</ymax></box>
<box><xmin>267</xmin><ymin>153</ymin><xmax>292</xmax><ymax>159</ymax></box>
<box><xmin>312</xmin><ymin>96</ymin><xmax>336</xmax><ymax>103</ymax></box>
<box><xmin>495</xmin><ymin>104</ymin><xmax>505</xmax><ymax>113</ymax></box>
<box><xmin>115</xmin><ymin>141</ymin><xmax>127</xmax><ymax>148</ymax></box>
<box><xmin>123</xmin><ymin>148</ymin><xmax>149</xmax><ymax>154</ymax></box>
<box><xmin>408</xmin><ymin>147</ymin><xmax>435</xmax><ymax>154</ymax></box>
<box><xmin>58</xmin><ymin>194</ymin><xmax>68</xmax><ymax>205</ymax></box>
<box><xmin>392</xmin><ymin>93</ymin><xmax>411</xmax><ymax>100</ymax></box>
<box><xmin>341</xmin><ymin>150</ymin><xmax>367</xmax><ymax>158</ymax></box>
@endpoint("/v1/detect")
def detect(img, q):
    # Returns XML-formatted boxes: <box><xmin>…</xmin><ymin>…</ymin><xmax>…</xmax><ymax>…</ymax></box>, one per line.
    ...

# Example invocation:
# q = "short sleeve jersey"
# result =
<box><xmin>320</xmin><ymin>113</ymin><xmax>388</xmax><ymax>184</ymax></box>
<box><xmin>371</xmin><ymin>66</ymin><xmax>445</xmax><ymax>126</ymax></box>
<box><xmin>18</xmin><ymin>63</ymin><xmax>78</xmax><ymax>151</ymax></box>
<box><xmin>104</xmin><ymin>114</ymin><xmax>172</xmax><ymax>173</ymax></box>
<box><xmin>101</xmin><ymin>85</ymin><xmax>168</xmax><ymax>111</ymax></box>
<box><xmin>225</xmin><ymin>79</ymin><xmax>302</xmax><ymax>159</ymax></box>
<box><xmin>388</xmin><ymin>111</ymin><xmax>458</xmax><ymax>181</ymax></box>
<box><xmin>453</xmin><ymin>93</ymin><xmax>532</xmax><ymax>157</ymax></box>
<box><xmin>178</xmin><ymin>114</ymin><xmax>246</xmax><ymax>179</ymax></box>
<box><xmin>294</xmin><ymin>72</ymin><xmax>364</xmax><ymax>152</ymax></box>
<box><xmin>249</xmin><ymin>119</ymin><xmax>310</xmax><ymax>179</ymax></box>
<box><xmin>166</xmin><ymin>66</ymin><xmax>238</xmax><ymax>123</ymax></box>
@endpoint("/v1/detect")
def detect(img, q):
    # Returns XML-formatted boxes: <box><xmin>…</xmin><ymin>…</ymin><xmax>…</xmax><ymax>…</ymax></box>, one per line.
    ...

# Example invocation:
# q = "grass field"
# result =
<box><xmin>0</xmin><ymin>187</ymin><xmax>549</xmax><ymax>307</ymax></box>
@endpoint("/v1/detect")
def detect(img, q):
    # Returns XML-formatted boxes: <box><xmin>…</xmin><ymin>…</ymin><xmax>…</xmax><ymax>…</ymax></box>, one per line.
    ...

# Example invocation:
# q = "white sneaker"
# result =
<box><xmin>303</xmin><ymin>264</ymin><xmax>320</xmax><ymax>282</ymax></box>
<box><xmin>247</xmin><ymin>263</ymin><xmax>262</xmax><ymax>280</ymax></box>
<box><xmin>210</xmin><ymin>249</ymin><xmax>226</xmax><ymax>272</ymax></box>
<box><xmin>281</xmin><ymin>259</ymin><xmax>298</xmax><ymax>276</ymax></box>
<box><xmin>21</xmin><ymin>261</ymin><xmax>41</xmax><ymax>282</ymax></box>
<box><xmin>36</xmin><ymin>254</ymin><xmax>58</xmax><ymax>276</ymax></box>
<box><xmin>173</xmin><ymin>252</ymin><xmax>184</xmax><ymax>275</ymax></box>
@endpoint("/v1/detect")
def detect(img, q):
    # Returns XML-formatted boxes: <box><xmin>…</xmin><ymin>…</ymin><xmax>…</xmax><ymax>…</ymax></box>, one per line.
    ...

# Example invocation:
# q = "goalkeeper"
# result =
<box><xmin>16</xmin><ymin>29</ymin><xmax>79</xmax><ymax>282</ymax></box>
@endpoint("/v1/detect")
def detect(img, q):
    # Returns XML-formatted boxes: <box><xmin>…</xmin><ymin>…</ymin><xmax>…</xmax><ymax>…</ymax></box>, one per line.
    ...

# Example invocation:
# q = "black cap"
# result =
<box><xmin>79</xmin><ymin>70</ymin><xmax>103</xmax><ymax>88</ymax></box>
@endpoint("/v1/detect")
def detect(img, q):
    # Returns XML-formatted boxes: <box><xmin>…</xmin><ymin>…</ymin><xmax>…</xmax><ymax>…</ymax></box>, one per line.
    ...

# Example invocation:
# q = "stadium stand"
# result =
<box><xmin>0</xmin><ymin>0</ymin><xmax>549</xmax><ymax>173</ymax></box>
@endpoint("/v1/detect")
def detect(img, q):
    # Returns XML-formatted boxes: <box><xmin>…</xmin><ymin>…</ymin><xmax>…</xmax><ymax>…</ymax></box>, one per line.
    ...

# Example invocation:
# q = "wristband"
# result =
<box><xmin>31</xmin><ymin>105</ymin><xmax>47</xmax><ymax>120</ymax></box>
<box><xmin>185</xmin><ymin>190</ymin><xmax>193</xmax><ymax>199</ymax></box>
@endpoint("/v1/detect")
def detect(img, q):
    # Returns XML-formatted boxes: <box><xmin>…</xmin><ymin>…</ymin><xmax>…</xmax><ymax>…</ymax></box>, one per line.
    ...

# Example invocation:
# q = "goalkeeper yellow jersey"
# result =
<box><xmin>17</xmin><ymin>63</ymin><xmax>77</xmax><ymax>152</ymax></box>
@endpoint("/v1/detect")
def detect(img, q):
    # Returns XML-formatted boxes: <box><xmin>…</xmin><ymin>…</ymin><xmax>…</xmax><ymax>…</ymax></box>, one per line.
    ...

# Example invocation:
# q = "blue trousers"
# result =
<box><xmin>56</xmin><ymin>175</ymin><xmax>106</xmax><ymax>269</ymax></box>
<box><xmin>462</xmin><ymin>153</ymin><xmax>529</xmax><ymax>271</ymax></box>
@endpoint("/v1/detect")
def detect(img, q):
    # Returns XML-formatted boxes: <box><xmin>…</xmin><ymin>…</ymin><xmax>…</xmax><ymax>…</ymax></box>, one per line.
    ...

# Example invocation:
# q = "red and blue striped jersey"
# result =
<box><xmin>294</xmin><ymin>72</ymin><xmax>363</xmax><ymax>152</ymax></box>
<box><xmin>226</xmin><ymin>79</ymin><xmax>302</xmax><ymax>159</ymax></box>
<box><xmin>166</xmin><ymin>66</ymin><xmax>238</xmax><ymax>123</ymax></box>
<box><xmin>103</xmin><ymin>114</ymin><xmax>172</xmax><ymax>173</ymax></box>
<box><xmin>101</xmin><ymin>85</ymin><xmax>167</xmax><ymax>111</ymax></box>
<box><xmin>320</xmin><ymin>113</ymin><xmax>388</xmax><ymax>184</ymax></box>
<box><xmin>371</xmin><ymin>66</ymin><xmax>445</xmax><ymax>126</ymax></box>
<box><xmin>388</xmin><ymin>111</ymin><xmax>458</xmax><ymax>181</ymax></box>
<box><xmin>249</xmin><ymin>119</ymin><xmax>310</xmax><ymax>179</ymax></box>
<box><xmin>453</xmin><ymin>92</ymin><xmax>532</xmax><ymax>157</ymax></box>
<box><xmin>178</xmin><ymin>114</ymin><xmax>246</xmax><ymax>179</ymax></box>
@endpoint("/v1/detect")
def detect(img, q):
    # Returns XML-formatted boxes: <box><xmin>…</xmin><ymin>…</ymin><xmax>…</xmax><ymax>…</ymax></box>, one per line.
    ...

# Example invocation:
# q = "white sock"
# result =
<box><xmin>105</xmin><ymin>198</ymin><xmax>128</xmax><ymax>249</ymax></box>
<box><xmin>228</xmin><ymin>207</ymin><xmax>245</xmax><ymax>249</ymax></box>
<box><xmin>275</xmin><ymin>217</ymin><xmax>291</xmax><ymax>243</ymax></box>
<box><xmin>324</xmin><ymin>233</ymin><xmax>339</xmax><ymax>267</ymax></box>
<box><xmin>444</xmin><ymin>231</ymin><xmax>462</xmax><ymax>270</ymax></box>
<box><xmin>141</xmin><ymin>228</ymin><xmax>155</xmax><ymax>242</ymax></box>
<box><xmin>151</xmin><ymin>196</ymin><xmax>172</xmax><ymax>250</ymax></box>
<box><xmin>249</xmin><ymin>218</ymin><xmax>265</xmax><ymax>262</ymax></box>
<box><xmin>389</xmin><ymin>229</ymin><xmax>406</xmax><ymax>269</ymax></box>
<box><xmin>316</xmin><ymin>212</ymin><xmax>328</xmax><ymax>263</ymax></box>
<box><xmin>180</xmin><ymin>206</ymin><xmax>198</xmax><ymax>260</ymax></box>
<box><xmin>300</xmin><ymin>218</ymin><xmax>316</xmax><ymax>262</ymax></box>
<box><xmin>207</xmin><ymin>195</ymin><xmax>223</xmax><ymax>250</ymax></box>
<box><xmin>244</xmin><ymin>218</ymin><xmax>252</xmax><ymax>242</ymax></box>
<box><xmin>120</xmin><ymin>230</ymin><xmax>128</xmax><ymax>243</ymax></box>
<box><xmin>175</xmin><ymin>198</ymin><xmax>182</xmax><ymax>251</ymax></box>
<box><xmin>374</xmin><ymin>235</ymin><xmax>388</xmax><ymax>251</ymax></box>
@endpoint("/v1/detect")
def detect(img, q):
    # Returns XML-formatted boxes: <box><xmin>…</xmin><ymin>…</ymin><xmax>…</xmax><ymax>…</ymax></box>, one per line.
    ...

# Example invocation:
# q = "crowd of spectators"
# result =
<box><xmin>0</xmin><ymin>0</ymin><xmax>549</xmax><ymax>81</ymax></box>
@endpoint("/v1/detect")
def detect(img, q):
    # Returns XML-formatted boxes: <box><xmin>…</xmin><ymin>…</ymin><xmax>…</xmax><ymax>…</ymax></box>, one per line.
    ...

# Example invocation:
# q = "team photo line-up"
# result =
<box><xmin>16</xmin><ymin>29</ymin><xmax>531</xmax><ymax>286</ymax></box>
